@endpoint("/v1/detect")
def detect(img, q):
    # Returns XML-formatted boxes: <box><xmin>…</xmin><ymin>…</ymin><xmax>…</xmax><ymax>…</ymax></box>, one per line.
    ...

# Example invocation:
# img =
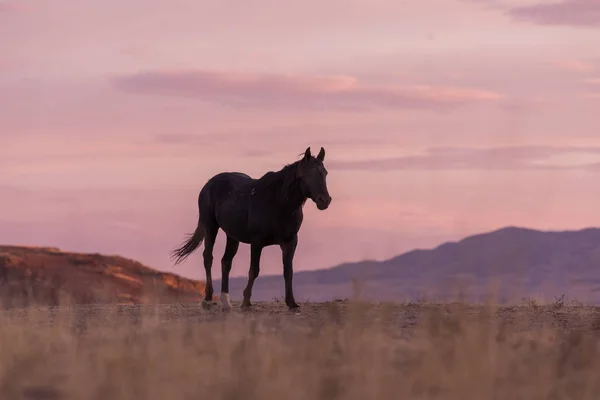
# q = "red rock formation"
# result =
<box><xmin>0</xmin><ymin>246</ymin><xmax>206</xmax><ymax>307</ymax></box>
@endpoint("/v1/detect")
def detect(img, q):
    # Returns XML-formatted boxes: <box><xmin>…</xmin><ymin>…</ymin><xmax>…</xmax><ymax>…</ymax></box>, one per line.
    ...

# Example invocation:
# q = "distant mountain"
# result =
<box><xmin>218</xmin><ymin>227</ymin><xmax>600</xmax><ymax>304</ymax></box>
<box><xmin>0</xmin><ymin>245</ymin><xmax>207</xmax><ymax>307</ymax></box>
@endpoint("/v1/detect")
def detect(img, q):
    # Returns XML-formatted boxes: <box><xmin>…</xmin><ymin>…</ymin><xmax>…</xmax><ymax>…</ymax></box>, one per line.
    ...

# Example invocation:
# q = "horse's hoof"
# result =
<box><xmin>288</xmin><ymin>304</ymin><xmax>301</xmax><ymax>313</ymax></box>
<box><xmin>202</xmin><ymin>300</ymin><xmax>213</xmax><ymax>310</ymax></box>
<box><xmin>222</xmin><ymin>304</ymin><xmax>233</xmax><ymax>312</ymax></box>
<box><xmin>241</xmin><ymin>302</ymin><xmax>252</xmax><ymax>311</ymax></box>
<box><xmin>221</xmin><ymin>293</ymin><xmax>233</xmax><ymax>312</ymax></box>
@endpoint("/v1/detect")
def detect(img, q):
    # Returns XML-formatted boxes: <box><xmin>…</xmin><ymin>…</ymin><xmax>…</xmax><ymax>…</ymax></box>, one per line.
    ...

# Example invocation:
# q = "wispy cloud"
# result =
<box><xmin>509</xmin><ymin>0</ymin><xmax>600</xmax><ymax>28</ymax></box>
<box><xmin>0</xmin><ymin>3</ymin><xmax>18</xmax><ymax>13</ymax></box>
<box><xmin>580</xmin><ymin>78</ymin><xmax>600</xmax><ymax>99</ymax></box>
<box><xmin>329</xmin><ymin>146</ymin><xmax>600</xmax><ymax>171</ymax></box>
<box><xmin>112</xmin><ymin>70</ymin><xmax>504</xmax><ymax>112</ymax></box>
<box><xmin>547</xmin><ymin>59</ymin><xmax>595</xmax><ymax>73</ymax></box>
<box><xmin>153</xmin><ymin>133</ymin><xmax>225</xmax><ymax>146</ymax></box>
<box><xmin>0</xmin><ymin>1</ymin><xmax>30</xmax><ymax>14</ymax></box>
<box><xmin>582</xmin><ymin>92</ymin><xmax>600</xmax><ymax>100</ymax></box>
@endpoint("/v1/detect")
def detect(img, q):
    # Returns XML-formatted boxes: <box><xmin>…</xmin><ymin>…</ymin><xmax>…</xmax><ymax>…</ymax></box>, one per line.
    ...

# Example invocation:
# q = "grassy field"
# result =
<box><xmin>2</xmin><ymin>298</ymin><xmax>600</xmax><ymax>400</ymax></box>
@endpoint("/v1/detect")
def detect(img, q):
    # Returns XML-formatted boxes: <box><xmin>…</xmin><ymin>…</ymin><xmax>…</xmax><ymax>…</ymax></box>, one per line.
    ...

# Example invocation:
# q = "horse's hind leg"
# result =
<box><xmin>220</xmin><ymin>235</ymin><xmax>239</xmax><ymax>311</ymax></box>
<box><xmin>201</xmin><ymin>219</ymin><xmax>218</xmax><ymax>309</ymax></box>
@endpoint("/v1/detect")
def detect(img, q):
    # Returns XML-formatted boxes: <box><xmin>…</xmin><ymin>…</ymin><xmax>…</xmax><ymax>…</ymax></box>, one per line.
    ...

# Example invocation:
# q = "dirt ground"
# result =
<box><xmin>3</xmin><ymin>300</ymin><xmax>600</xmax><ymax>399</ymax></box>
<box><xmin>6</xmin><ymin>299</ymin><xmax>600</xmax><ymax>335</ymax></box>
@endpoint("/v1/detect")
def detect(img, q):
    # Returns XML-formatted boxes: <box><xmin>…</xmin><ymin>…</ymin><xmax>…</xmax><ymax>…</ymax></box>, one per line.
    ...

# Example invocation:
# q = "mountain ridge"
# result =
<box><xmin>217</xmin><ymin>226</ymin><xmax>600</xmax><ymax>303</ymax></box>
<box><xmin>4</xmin><ymin>225</ymin><xmax>600</xmax><ymax>306</ymax></box>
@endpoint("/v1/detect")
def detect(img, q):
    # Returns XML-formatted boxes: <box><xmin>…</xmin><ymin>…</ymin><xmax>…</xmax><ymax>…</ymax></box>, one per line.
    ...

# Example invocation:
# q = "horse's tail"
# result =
<box><xmin>170</xmin><ymin>216</ymin><xmax>205</xmax><ymax>266</ymax></box>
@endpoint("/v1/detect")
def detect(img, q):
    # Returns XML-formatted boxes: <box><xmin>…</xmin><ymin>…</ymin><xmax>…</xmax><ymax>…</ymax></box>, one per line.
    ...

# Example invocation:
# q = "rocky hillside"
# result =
<box><xmin>0</xmin><ymin>245</ymin><xmax>206</xmax><ymax>307</ymax></box>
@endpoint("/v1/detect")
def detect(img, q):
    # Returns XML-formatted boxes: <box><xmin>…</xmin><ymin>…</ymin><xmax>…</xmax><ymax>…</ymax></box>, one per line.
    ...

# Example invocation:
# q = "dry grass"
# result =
<box><xmin>1</xmin><ymin>298</ymin><xmax>600</xmax><ymax>400</ymax></box>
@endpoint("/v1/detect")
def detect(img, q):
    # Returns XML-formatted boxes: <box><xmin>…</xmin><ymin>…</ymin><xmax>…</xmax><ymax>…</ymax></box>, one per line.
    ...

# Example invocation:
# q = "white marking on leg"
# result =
<box><xmin>221</xmin><ymin>293</ymin><xmax>232</xmax><ymax>311</ymax></box>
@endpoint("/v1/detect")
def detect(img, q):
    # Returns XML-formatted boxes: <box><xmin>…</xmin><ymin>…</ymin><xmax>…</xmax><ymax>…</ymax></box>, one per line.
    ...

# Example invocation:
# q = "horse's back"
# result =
<box><xmin>200</xmin><ymin>172</ymin><xmax>252</xmax><ymax>200</ymax></box>
<box><xmin>209</xmin><ymin>172</ymin><xmax>253</xmax><ymax>187</ymax></box>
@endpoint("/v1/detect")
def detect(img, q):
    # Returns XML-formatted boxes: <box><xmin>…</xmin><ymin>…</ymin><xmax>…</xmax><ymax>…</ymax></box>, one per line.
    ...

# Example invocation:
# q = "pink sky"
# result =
<box><xmin>2</xmin><ymin>0</ymin><xmax>600</xmax><ymax>280</ymax></box>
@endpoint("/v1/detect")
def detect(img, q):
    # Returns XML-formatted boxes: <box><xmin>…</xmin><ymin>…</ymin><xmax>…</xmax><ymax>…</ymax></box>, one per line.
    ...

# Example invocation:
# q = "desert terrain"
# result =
<box><xmin>2</xmin><ymin>298</ymin><xmax>600</xmax><ymax>399</ymax></box>
<box><xmin>2</xmin><ymin>241</ymin><xmax>600</xmax><ymax>399</ymax></box>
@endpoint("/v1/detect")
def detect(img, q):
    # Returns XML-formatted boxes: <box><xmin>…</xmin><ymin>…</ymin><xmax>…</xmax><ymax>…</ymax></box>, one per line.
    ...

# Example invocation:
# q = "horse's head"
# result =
<box><xmin>298</xmin><ymin>147</ymin><xmax>332</xmax><ymax>210</ymax></box>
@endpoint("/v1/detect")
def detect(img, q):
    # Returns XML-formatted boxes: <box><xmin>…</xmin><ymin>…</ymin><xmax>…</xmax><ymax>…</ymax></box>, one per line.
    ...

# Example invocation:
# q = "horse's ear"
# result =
<box><xmin>317</xmin><ymin>147</ymin><xmax>325</xmax><ymax>162</ymax></box>
<box><xmin>303</xmin><ymin>147</ymin><xmax>312</xmax><ymax>160</ymax></box>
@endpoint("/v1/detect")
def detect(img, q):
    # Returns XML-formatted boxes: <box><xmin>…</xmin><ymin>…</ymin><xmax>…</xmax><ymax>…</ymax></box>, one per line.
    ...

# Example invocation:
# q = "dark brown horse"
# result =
<box><xmin>171</xmin><ymin>147</ymin><xmax>332</xmax><ymax>311</ymax></box>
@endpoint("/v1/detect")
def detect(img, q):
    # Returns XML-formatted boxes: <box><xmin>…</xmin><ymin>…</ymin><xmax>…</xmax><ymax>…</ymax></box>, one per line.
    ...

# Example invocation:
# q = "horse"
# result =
<box><xmin>170</xmin><ymin>147</ymin><xmax>332</xmax><ymax>311</ymax></box>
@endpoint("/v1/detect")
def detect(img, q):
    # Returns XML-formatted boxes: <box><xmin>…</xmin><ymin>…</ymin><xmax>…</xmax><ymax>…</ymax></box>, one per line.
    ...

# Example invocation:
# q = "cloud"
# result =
<box><xmin>582</xmin><ymin>92</ymin><xmax>600</xmax><ymax>99</ymax></box>
<box><xmin>0</xmin><ymin>1</ymin><xmax>29</xmax><ymax>13</ymax></box>
<box><xmin>112</xmin><ymin>70</ymin><xmax>504</xmax><ymax>111</ymax></box>
<box><xmin>508</xmin><ymin>0</ymin><xmax>600</xmax><ymax>27</ymax></box>
<box><xmin>153</xmin><ymin>133</ymin><xmax>225</xmax><ymax>146</ymax></box>
<box><xmin>547</xmin><ymin>59</ymin><xmax>595</xmax><ymax>73</ymax></box>
<box><xmin>580</xmin><ymin>78</ymin><xmax>600</xmax><ymax>99</ymax></box>
<box><xmin>329</xmin><ymin>146</ymin><xmax>600</xmax><ymax>171</ymax></box>
<box><xmin>0</xmin><ymin>3</ymin><xmax>17</xmax><ymax>13</ymax></box>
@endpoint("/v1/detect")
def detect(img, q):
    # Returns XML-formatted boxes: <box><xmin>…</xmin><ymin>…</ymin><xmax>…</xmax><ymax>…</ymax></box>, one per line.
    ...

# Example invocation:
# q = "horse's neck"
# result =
<box><xmin>272</xmin><ymin>174</ymin><xmax>306</xmax><ymax>213</ymax></box>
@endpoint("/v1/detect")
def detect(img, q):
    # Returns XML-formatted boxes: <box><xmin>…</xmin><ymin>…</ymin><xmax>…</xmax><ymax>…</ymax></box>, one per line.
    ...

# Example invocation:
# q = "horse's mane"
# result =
<box><xmin>255</xmin><ymin>159</ymin><xmax>305</xmax><ymax>207</ymax></box>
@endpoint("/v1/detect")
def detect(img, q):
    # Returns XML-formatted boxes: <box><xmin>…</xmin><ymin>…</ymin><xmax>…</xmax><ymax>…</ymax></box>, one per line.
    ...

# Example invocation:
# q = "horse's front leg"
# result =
<box><xmin>281</xmin><ymin>235</ymin><xmax>299</xmax><ymax>310</ymax></box>
<box><xmin>242</xmin><ymin>243</ymin><xmax>263</xmax><ymax>309</ymax></box>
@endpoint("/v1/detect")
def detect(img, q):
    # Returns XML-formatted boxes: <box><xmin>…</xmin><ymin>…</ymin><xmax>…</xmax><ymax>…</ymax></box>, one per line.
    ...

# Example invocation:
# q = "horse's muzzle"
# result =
<box><xmin>316</xmin><ymin>194</ymin><xmax>332</xmax><ymax>210</ymax></box>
